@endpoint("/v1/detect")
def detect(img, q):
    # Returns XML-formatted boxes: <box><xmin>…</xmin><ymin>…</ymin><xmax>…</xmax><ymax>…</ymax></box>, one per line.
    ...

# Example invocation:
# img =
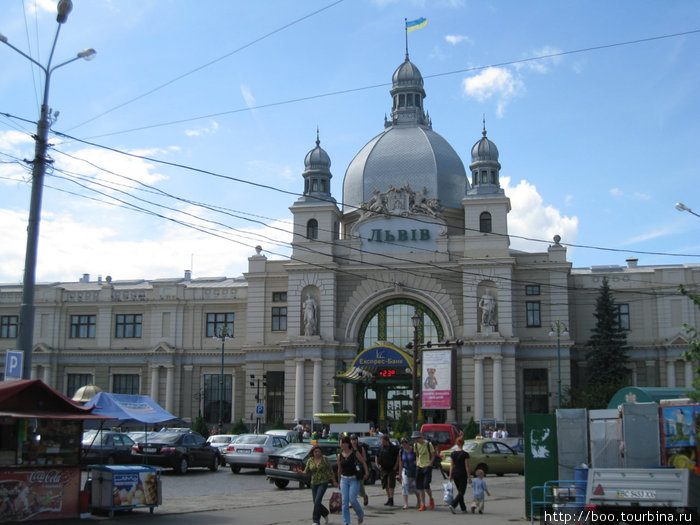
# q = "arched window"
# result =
<box><xmin>358</xmin><ymin>299</ymin><xmax>443</xmax><ymax>350</ymax></box>
<box><xmin>479</xmin><ymin>212</ymin><xmax>492</xmax><ymax>233</ymax></box>
<box><xmin>306</xmin><ymin>219</ymin><xmax>318</xmax><ymax>239</ymax></box>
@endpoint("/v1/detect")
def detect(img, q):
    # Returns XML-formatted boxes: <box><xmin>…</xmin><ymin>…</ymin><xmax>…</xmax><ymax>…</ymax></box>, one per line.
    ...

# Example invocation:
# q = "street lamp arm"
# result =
<box><xmin>0</xmin><ymin>37</ymin><xmax>47</xmax><ymax>73</ymax></box>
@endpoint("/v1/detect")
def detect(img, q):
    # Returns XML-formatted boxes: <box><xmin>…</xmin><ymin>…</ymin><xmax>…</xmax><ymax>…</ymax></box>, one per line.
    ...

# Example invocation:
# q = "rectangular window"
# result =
<box><xmin>272</xmin><ymin>307</ymin><xmax>287</xmax><ymax>331</ymax></box>
<box><xmin>272</xmin><ymin>292</ymin><xmax>287</xmax><ymax>302</ymax></box>
<box><xmin>115</xmin><ymin>314</ymin><xmax>142</xmax><ymax>338</ymax></box>
<box><xmin>70</xmin><ymin>315</ymin><xmax>96</xmax><ymax>338</ymax></box>
<box><xmin>203</xmin><ymin>374</ymin><xmax>232</xmax><ymax>424</ymax></box>
<box><xmin>525</xmin><ymin>285</ymin><xmax>540</xmax><ymax>296</ymax></box>
<box><xmin>0</xmin><ymin>316</ymin><xmax>18</xmax><ymax>338</ymax></box>
<box><xmin>66</xmin><ymin>373</ymin><xmax>93</xmax><ymax>397</ymax></box>
<box><xmin>266</xmin><ymin>371</ymin><xmax>284</xmax><ymax>424</ymax></box>
<box><xmin>526</xmin><ymin>301</ymin><xmax>541</xmax><ymax>327</ymax></box>
<box><xmin>112</xmin><ymin>374</ymin><xmax>139</xmax><ymax>395</ymax></box>
<box><xmin>206</xmin><ymin>313</ymin><xmax>234</xmax><ymax>338</ymax></box>
<box><xmin>615</xmin><ymin>304</ymin><xmax>630</xmax><ymax>330</ymax></box>
<box><xmin>523</xmin><ymin>368</ymin><xmax>549</xmax><ymax>414</ymax></box>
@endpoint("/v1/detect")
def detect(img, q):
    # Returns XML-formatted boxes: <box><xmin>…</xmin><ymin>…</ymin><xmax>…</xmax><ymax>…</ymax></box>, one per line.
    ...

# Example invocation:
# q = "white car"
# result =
<box><xmin>207</xmin><ymin>434</ymin><xmax>238</xmax><ymax>465</ymax></box>
<box><xmin>225</xmin><ymin>433</ymin><xmax>288</xmax><ymax>473</ymax></box>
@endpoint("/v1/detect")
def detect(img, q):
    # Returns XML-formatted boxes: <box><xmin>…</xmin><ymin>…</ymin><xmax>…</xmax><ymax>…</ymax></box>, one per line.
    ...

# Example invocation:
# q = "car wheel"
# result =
<box><xmin>209</xmin><ymin>455</ymin><xmax>218</xmax><ymax>472</ymax></box>
<box><xmin>231</xmin><ymin>465</ymin><xmax>241</xmax><ymax>474</ymax></box>
<box><xmin>274</xmin><ymin>479</ymin><xmax>289</xmax><ymax>489</ymax></box>
<box><xmin>258</xmin><ymin>466</ymin><xmax>265</xmax><ymax>473</ymax></box>
<box><xmin>497</xmin><ymin>472</ymin><xmax>505</xmax><ymax>477</ymax></box>
<box><xmin>177</xmin><ymin>456</ymin><xmax>189</xmax><ymax>475</ymax></box>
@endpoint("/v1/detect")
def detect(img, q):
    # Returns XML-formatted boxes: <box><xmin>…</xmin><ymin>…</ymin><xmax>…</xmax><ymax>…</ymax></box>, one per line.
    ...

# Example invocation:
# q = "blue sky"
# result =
<box><xmin>1</xmin><ymin>0</ymin><xmax>699</xmax><ymax>284</ymax></box>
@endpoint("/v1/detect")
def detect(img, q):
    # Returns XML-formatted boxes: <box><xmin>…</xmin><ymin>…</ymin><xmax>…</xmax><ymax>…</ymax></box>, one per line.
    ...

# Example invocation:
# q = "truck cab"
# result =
<box><xmin>420</xmin><ymin>424</ymin><xmax>461</xmax><ymax>453</ymax></box>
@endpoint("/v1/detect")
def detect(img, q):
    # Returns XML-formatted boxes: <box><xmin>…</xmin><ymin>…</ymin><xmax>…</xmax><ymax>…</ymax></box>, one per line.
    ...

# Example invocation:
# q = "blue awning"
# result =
<box><xmin>84</xmin><ymin>392</ymin><xmax>178</xmax><ymax>425</ymax></box>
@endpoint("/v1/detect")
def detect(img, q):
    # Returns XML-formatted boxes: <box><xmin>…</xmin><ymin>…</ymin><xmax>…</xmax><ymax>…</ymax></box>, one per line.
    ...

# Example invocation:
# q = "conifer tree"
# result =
<box><xmin>585</xmin><ymin>277</ymin><xmax>630</xmax><ymax>385</ymax></box>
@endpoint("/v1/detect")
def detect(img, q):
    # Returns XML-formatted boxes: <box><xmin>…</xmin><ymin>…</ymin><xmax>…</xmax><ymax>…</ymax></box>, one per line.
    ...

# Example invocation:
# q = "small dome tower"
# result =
<box><xmin>468</xmin><ymin>119</ymin><xmax>503</xmax><ymax>195</ymax></box>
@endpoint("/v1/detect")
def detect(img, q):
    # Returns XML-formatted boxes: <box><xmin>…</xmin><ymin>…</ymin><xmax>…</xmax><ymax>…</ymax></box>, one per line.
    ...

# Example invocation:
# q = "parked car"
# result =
<box><xmin>265</xmin><ymin>442</ymin><xmax>339</xmax><ymax>489</ymax></box>
<box><xmin>439</xmin><ymin>439</ymin><xmax>524</xmax><ymax>476</ymax></box>
<box><xmin>82</xmin><ymin>430</ymin><xmax>137</xmax><ymax>466</ymax></box>
<box><xmin>420</xmin><ymin>423</ymin><xmax>461</xmax><ymax>453</ymax></box>
<box><xmin>225</xmin><ymin>433</ymin><xmax>288</xmax><ymax>473</ymax></box>
<box><xmin>264</xmin><ymin>429</ymin><xmax>301</xmax><ymax>444</ymax></box>
<box><xmin>130</xmin><ymin>431</ymin><xmax>219</xmax><ymax>474</ymax></box>
<box><xmin>207</xmin><ymin>434</ymin><xmax>238</xmax><ymax>465</ymax></box>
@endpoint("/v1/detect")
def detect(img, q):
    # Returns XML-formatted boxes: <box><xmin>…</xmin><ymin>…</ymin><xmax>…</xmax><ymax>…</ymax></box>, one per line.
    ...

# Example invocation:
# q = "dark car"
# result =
<box><xmin>82</xmin><ymin>430</ymin><xmax>137</xmax><ymax>466</ymax></box>
<box><xmin>130</xmin><ymin>431</ymin><xmax>219</xmax><ymax>474</ymax></box>
<box><xmin>265</xmin><ymin>442</ymin><xmax>339</xmax><ymax>489</ymax></box>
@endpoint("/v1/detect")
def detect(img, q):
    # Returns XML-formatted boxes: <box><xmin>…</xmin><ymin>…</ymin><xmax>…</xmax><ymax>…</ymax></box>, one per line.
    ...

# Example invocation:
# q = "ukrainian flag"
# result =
<box><xmin>406</xmin><ymin>17</ymin><xmax>428</xmax><ymax>33</ymax></box>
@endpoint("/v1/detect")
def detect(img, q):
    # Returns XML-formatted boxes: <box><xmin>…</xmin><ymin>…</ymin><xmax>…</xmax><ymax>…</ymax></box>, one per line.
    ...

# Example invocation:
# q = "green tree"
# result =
<box><xmin>393</xmin><ymin>412</ymin><xmax>411</xmax><ymax>438</ymax></box>
<box><xmin>271</xmin><ymin>417</ymin><xmax>286</xmax><ymax>430</ymax></box>
<box><xmin>586</xmin><ymin>277</ymin><xmax>630</xmax><ymax>386</ymax></box>
<box><xmin>192</xmin><ymin>415</ymin><xmax>210</xmax><ymax>438</ymax></box>
<box><xmin>463</xmin><ymin>417</ymin><xmax>479</xmax><ymax>439</ymax></box>
<box><xmin>680</xmin><ymin>285</ymin><xmax>700</xmax><ymax>401</ymax></box>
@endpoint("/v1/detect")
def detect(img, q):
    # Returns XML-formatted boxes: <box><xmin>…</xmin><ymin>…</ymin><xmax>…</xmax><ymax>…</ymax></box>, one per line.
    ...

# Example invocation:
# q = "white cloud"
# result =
<box><xmin>462</xmin><ymin>67</ymin><xmax>524</xmax><ymax>116</ymax></box>
<box><xmin>241</xmin><ymin>84</ymin><xmax>256</xmax><ymax>109</ymax></box>
<box><xmin>514</xmin><ymin>46</ymin><xmax>564</xmax><ymax>73</ymax></box>
<box><xmin>502</xmin><ymin>176</ymin><xmax>579</xmax><ymax>252</ymax></box>
<box><xmin>633</xmin><ymin>192</ymin><xmax>651</xmax><ymax>200</ymax></box>
<box><xmin>184</xmin><ymin>121</ymin><xmax>220</xmax><ymax>137</ymax></box>
<box><xmin>445</xmin><ymin>35</ymin><xmax>472</xmax><ymax>46</ymax></box>
<box><xmin>609</xmin><ymin>188</ymin><xmax>623</xmax><ymax>196</ymax></box>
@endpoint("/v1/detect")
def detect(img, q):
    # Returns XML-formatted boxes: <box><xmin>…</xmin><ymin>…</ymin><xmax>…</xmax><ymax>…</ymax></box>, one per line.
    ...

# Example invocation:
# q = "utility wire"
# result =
<box><xmin>65</xmin><ymin>0</ymin><xmax>345</xmax><ymax>132</ymax></box>
<box><xmin>76</xmin><ymin>29</ymin><xmax>700</xmax><ymax>140</ymax></box>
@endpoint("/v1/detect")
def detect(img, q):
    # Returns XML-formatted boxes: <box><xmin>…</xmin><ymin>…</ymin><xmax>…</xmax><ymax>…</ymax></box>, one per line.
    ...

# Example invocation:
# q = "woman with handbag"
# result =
<box><xmin>337</xmin><ymin>435</ymin><xmax>367</xmax><ymax>525</ymax></box>
<box><xmin>304</xmin><ymin>445</ymin><xmax>338</xmax><ymax>525</ymax></box>
<box><xmin>397</xmin><ymin>437</ymin><xmax>420</xmax><ymax>509</ymax></box>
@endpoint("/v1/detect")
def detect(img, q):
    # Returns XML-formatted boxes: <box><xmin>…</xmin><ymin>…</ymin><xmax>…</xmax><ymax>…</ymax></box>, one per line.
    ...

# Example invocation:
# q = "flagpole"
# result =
<box><xmin>404</xmin><ymin>18</ymin><xmax>409</xmax><ymax>58</ymax></box>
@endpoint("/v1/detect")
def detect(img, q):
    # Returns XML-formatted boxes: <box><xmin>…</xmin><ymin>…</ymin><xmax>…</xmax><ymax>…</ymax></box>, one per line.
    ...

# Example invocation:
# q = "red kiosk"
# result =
<box><xmin>0</xmin><ymin>380</ymin><xmax>107</xmax><ymax>522</ymax></box>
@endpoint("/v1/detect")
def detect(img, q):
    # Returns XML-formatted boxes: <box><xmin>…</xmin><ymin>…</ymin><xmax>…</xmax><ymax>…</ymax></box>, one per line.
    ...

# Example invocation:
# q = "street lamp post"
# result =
<box><xmin>675</xmin><ymin>202</ymin><xmax>700</xmax><ymax>219</ymax></box>
<box><xmin>1</xmin><ymin>0</ymin><xmax>95</xmax><ymax>379</ymax></box>
<box><xmin>213</xmin><ymin>324</ymin><xmax>232</xmax><ymax>434</ymax></box>
<box><xmin>410</xmin><ymin>309</ymin><xmax>421</xmax><ymax>431</ymax></box>
<box><xmin>249</xmin><ymin>374</ymin><xmax>267</xmax><ymax>434</ymax></box>
<box><xmin>548</xmin><ymin>319</ymin><xmax>569</xmax><ymax>409</ymax></box>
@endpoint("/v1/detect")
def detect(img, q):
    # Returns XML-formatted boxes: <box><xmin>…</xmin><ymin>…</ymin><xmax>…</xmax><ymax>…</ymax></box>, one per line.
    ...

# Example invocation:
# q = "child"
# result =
<box><xmin>470</xmin><ymin>468</ymin><xmax>490</xmax><ymax>514</ymax></box>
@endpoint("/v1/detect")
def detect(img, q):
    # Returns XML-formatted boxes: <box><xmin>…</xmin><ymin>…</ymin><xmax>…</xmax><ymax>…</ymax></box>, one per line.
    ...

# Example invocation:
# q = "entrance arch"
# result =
<box><xmin>339</xmin><ymin>298</ymin><xmax>445</xmax><ymax>428</ymax></box>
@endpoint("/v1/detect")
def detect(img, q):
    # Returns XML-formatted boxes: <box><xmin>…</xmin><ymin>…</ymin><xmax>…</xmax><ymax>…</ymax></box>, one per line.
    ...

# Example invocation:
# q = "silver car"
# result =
<box><xmin>207</xmin><ymin>434</ymin><xmax>238</xmax><ymax>465</ymax></box>
<box><xmin>225</xmin><ymin>433</ymin><xmax>288</xmax><ymax>473</ymax></box>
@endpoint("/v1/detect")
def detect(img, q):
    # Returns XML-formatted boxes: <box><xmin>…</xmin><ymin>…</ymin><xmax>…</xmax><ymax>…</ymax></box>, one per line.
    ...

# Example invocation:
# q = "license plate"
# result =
<box><xmin>237</xmin><ymin>449</ymin><xmax>251</xmax><ymax>454</ymax></box>
<box><xmin>277</xmin><ymin>464</ymin><xmax>289</xmax><ymax>470</ymax></box>
<box><xmin>616</xmin><ymin>489</ymin><xmax>656</xmax><ymax>499</ymax></box>
<box><xmin>144</xmin><ymin>448</ymin><xmax>157</xmax><ymax>453</ymax></box>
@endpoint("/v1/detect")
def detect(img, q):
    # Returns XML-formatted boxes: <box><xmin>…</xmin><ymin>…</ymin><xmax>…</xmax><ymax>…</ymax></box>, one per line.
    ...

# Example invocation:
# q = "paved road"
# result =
<box><xmin>53</xmin><ymin>469</ymin><xmax>530</xmax><ymax>525</ymax></box>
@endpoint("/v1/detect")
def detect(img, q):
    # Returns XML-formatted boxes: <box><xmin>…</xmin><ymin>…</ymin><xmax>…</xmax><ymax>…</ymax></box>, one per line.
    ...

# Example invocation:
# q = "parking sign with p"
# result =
<box><xmin>5</xmin><ymin>351</ymin><xmax>24</xmax><ymax>381</ymax></box>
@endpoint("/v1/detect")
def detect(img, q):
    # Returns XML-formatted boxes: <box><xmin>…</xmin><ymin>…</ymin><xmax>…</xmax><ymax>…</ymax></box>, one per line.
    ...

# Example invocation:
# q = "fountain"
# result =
<box><xmin>314</xmin><ymin>388</ymin><xmax>356</xmax><ymax>424</ymax></box>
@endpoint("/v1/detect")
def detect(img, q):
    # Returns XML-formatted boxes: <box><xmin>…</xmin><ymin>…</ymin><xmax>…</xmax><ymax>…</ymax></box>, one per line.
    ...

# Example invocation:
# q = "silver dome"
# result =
<box><xmin>304</xmin><ymin>138</ymin><xmax>331</xmax><ymax>172</ymax></box>
<box><xmin>471</xmin><ymin>128</ymin><xmax>499</xmax><ymax>162</ymax></box>
<box><xmin>343</xmin><ymin>125</ymin><xmax>467</xmax><ymax>213</ymax></box>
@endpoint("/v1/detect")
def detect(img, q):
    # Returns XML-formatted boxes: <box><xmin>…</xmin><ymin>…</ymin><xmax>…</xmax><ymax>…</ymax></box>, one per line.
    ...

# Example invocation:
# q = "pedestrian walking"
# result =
<box><xmin>447</xmin><ymin>437</ymin><xmax>472</xmax><ymax>513</ymax></box>
<box><xmin>337</xmin><ymin>435</ymin><xmax>367</xmax><ymax>525</ymax></box>
<box><xmin>304</xmin><ymin>444</ymin><xmax>338</xmax><ymax>525</ymax></box>
<box><xmin>470</xmin><ymin>468</ymin><xmax>491</xmax><ymax>514</ymax></box>
<box><xmin>397</xmin><ymin>437</ymin><xmax>420</xmax><ymax>509</ymax></box>
<box><xmin>411</xmin><ymin>431</ymin><xmax>436</xmax><ymax>511</ymax></box>
<box><xmin>375</xmin><ymin>434</ymin><xmax>399</xmax><ymax>506</ymax></box>
<box><xmin>349</xmin><ymin>434</ymin><xmax>370</xmax><ymax>506</ymax></box>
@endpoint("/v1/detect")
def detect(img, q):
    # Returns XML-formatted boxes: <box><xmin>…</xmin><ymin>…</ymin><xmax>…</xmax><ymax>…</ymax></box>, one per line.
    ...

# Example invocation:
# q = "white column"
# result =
<box><xmin>313</xmin><ymin>360</ymin><xmax>322</xmax><ymax>420</ymax></box>
<box><xmin>685</xmin><ymin>361</ymin><xmax>694</xmax><ymax>388</ymax></box>
<box><xmin>150</xmin><ymin>366</ymin><xmax>160</xmax><ymax>403</ymax></box>
<box><xmin>42</xmin><ymin>366</ymin><xmax>50</xmax><ymax>385</ymax></box>
<box><xmin>474</xmin><ymin>357</ymin><xmax>484</xmax><ymax>422</ymax></box>
<box><xmin>31</xmin><ymin>366</ymin><xmax>38</xmax><ymax>380</ymax></box>
<box><xmin>295</xmin><ymin>359</ymin><xmax>305</xmax><ymax>422</ymax></box>
<box><xmin>345</xmin><ymin>383</ymin><xmax>355</xmax><ymax>414</ymax></box>
<box><xmin>666</xmin><ymin>359</ymin><xmax>676</xmax><ymax>388</ymax></box>
<box><xmin>492</xmin><ymin>356</ymin><xmax>503</xmax><ymax>421</ymax></box>
<box><xmin>165</xmin><ymin>365</ymin><xmax>175</xmax><ymax>414</ymax></box>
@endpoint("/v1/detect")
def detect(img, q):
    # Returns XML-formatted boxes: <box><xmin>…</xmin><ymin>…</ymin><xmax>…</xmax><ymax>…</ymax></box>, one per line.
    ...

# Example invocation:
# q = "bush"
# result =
<box><xmin>463</xmin><ymin>417</ymin><xmax>479</xmax><ymax>439</ymax></box>
<box><xmin>271</xmin><ymin>418</ymin><xmax>286</xmax><ymax>430</ymax></box>
<box><xmin>231</xmin><ymin>418</ymin><xmax>249</xmax><ymax>434</ymax></box>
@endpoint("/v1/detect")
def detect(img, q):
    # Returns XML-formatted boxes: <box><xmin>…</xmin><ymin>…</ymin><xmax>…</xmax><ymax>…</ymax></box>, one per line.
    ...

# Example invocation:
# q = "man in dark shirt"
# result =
<box><xmin>375</xmin><ymin>434</ymin><xmax>400</xmax><ymax>506</ymax></box>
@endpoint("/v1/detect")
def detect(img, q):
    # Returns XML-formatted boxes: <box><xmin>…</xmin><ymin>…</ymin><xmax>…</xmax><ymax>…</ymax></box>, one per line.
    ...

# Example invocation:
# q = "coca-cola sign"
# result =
<box><xmin>27</xmin><ymin>469</ymin><xmax>62</xmax><ymax>484</ymax></box>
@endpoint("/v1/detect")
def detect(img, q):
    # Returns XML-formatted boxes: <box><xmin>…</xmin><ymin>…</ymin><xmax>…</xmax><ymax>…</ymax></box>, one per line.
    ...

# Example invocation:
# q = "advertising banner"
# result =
<box><xmin>421</xmin><ymin>349</ymin><xmax>451</xmax><ymax>409</ymax></box>
<box><xmin>0</xmin><ymin>467</ymin><xmax>80</xmax><ymax>521</ymax></box>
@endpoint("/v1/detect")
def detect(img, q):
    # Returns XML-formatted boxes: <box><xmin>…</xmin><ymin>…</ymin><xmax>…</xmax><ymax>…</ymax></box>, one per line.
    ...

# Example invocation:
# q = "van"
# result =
<box><xmin>420</xmin><ymin>423</ymin><xmax>461</xmax><ymax>453</ymax></box>
<box><xmin>264</xmin><ymin>429</ymin><xmax>300</xmax><ymax>444</ymax></box>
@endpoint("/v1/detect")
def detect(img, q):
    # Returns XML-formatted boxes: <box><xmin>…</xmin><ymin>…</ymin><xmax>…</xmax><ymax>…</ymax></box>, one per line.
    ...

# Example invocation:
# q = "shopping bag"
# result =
<box><xmin>329</xmin><ymin>491</ymin><xmax>342</xmax><ymax>514</ymax></box>
<box><xmin>442</xmin><ymin>481</ymin><xmax>453</xmax><ymax>504</ymax></box>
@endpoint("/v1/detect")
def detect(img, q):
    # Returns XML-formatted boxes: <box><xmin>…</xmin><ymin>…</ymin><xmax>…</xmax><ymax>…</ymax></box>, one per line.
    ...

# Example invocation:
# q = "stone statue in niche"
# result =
<box><xmin>303</xmin><ymin>294</ymin><xmax>317</xmax><ymax>336</ymax></box>
<box><xmin>479</xmin><ymin>291</ymin><xmax>496</xmax><ymax>327</ymax></box>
